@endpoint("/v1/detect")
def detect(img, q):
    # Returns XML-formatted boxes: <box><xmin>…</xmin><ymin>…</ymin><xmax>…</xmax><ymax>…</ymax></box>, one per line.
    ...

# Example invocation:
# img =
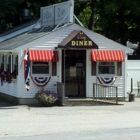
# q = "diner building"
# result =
<box><xmin>0</xmin><ymin>0</ymin><xmax>133</xmax><ymax>104</ymax></box>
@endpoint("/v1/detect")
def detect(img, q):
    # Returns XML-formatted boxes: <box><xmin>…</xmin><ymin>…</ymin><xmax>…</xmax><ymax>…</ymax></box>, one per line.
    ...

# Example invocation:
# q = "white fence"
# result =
<box><xmin>127</xmin><ymin>60</ymin><xmax>140</xmax><ymax>96</ymax></box>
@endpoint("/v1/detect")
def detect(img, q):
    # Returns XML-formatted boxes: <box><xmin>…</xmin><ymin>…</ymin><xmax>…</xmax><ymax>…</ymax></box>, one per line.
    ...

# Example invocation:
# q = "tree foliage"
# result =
<box><xmin>0</xmin><ymin>0</ymin><xmax>140</xmax><ymax>48</ymax></box>
<box><xmin>96</xmin><ymin>0</ymin><xmax>140</xmax><ymax>44</ymax></box>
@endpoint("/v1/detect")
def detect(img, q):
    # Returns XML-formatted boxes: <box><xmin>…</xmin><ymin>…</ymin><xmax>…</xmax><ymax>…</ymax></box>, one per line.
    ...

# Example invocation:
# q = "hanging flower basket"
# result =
<box><xmin>0</xmin><ymin>69</ymin><xmax>17</xmax><ymax>85</ymax></box>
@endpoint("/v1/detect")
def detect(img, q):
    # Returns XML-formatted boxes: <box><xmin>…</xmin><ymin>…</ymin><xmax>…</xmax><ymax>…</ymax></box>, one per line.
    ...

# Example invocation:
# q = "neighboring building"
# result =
<box><xmin>0</xmin><ymin>0</ymin><xmax>133</xmax><ymax>104</ymax></box>
<box><xmin>127</xmin><ymin>55</ymin><xmax>140</xmax><ymax>96</ymax></box>
<box><xmin>126</xmin><ymin>41</ymin><xmax>139</xmax><ymax>96</ymax></box>
<box><xmin>126</xmin><ymin>41</ymin><xmax>139</xmax><ymax>53</ymax></box>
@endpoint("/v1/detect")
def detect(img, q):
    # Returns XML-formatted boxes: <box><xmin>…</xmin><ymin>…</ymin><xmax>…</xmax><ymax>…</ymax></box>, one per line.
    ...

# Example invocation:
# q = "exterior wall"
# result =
<box><xmin>20</xmin><ymin>76</ymin><xmax>59</xmax><ymax>98</ymax></box>
<box><xmin>20</xmin><ymin>50</ymin><xmax>60</xmax><ymax>98</ymax></box>
<box><xmin>0</xmin><ymin>49</ymin><xmax>61</xmax><ymax>99</ymax></box>
<box><xmin>86</xmin><ymin>50</ymin><xmax>126</xmax><ymax>98</ymax></box>
<box><xmin>0</xmin><ymin>52</ymin><xmax>20</xmax><ymax>98</ymax></box>
<box><xmin>127</xmin><ymin>60</ymin><xmax>140</xmax><ymax>96</ymax></box>
<box><xmin>0</xmin><ymin>49</ymin><xmax>127</xmax><ymax>99</ymax></box>
<box><xmin>0</xmin><ymin>79</ymin><xmax>19</xmax><ymax>97</ymax></box>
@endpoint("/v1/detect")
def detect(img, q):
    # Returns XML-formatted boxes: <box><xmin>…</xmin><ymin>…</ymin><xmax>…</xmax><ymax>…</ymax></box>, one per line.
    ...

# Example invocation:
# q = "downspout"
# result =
<box><xmin>64</xmin><ymin>49</ymin><xmax>66</xmax><ymax>97</ymax></box>
<box><xmin>96</xmin><ymin>48</ymin><xmax>99</xmax><ymax>99</ymax></box>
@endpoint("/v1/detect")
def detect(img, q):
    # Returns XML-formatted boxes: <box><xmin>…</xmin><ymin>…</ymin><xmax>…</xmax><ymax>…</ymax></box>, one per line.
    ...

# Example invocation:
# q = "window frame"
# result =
<box><xmin>13</xmin><ymin>55</ymin><xmax>18</xmax><ymax>75</ymax></box>
<box><xmin>31</xmin><ymin>61</ymin><xmax>51</xmax><ymax>76</ymax></box>
<box><xmin>97</xmin><ymin>62</ymin><xmax>117</xmax><ymax>75</ymax></box>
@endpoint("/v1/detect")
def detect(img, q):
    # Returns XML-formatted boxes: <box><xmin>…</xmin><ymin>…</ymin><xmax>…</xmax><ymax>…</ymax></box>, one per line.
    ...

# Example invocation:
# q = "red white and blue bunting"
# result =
<box><xmin>31</xmin><ymin>77</ymin><xmax>51</xmax><ymax>87</ymax></box>
<box><xmin>97</xmin><ymin>76</ymin><xmax>117</xmax><ymax>85</ymax></box>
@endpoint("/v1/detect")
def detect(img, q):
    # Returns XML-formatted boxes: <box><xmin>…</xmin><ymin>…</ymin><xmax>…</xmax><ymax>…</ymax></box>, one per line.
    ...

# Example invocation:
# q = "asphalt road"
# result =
<box><xmin>0</xmin><ymin>98</ymin><xmax>140</xmax><ymax>140</ymax></box>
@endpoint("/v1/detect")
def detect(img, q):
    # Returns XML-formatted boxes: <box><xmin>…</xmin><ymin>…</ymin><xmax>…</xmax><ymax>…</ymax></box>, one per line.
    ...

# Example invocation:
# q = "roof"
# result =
<box><xmin>0</xmin><ymin>25</ymin><xmax>55</xmax><ymax>50</ymax></box>
<box><xmin>0</xmin><ymin>23</ymin><xmax>133</xmax><ymax>54</ymax></box>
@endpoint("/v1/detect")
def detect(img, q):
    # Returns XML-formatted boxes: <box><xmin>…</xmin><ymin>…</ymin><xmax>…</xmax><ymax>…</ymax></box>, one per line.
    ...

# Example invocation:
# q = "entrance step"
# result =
<box><xmin>63</xmin><ymin>98</ymin><xmax>118</xmax><ymax>106</ymax></box>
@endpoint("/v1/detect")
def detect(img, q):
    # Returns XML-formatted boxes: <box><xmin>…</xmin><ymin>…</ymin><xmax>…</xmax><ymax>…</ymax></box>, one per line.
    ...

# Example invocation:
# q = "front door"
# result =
<box><xmin>62</xmin><ymin>50</ymin><xmax>86</xmax><ymax>97</ymax></box>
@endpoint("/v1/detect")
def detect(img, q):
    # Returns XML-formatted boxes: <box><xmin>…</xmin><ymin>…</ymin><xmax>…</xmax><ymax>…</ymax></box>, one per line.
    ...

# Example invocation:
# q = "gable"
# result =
<box><xmin>58</xmin><ymin>30</ymin><xmax>98</xmax><ymax>49</ymax></box>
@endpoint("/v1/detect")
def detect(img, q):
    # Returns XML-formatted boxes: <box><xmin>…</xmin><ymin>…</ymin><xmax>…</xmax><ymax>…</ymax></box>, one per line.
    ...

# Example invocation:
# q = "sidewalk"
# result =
<box><xmin>0</xmin><ymin>98</ymin><xmax>140</xmax><ymax>140</ymax></box>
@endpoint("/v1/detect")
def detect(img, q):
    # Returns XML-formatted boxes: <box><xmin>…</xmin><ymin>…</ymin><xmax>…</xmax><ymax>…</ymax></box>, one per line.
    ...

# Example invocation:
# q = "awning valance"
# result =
<box><xmin>91</xmin><ymin>50</ymin><xmax>125</xmax><ymax>62</ymax></box>
<box><xmin>29</xmin><ymin>50</ymin><xmax>59</xmax><ymax>62</ymax></box>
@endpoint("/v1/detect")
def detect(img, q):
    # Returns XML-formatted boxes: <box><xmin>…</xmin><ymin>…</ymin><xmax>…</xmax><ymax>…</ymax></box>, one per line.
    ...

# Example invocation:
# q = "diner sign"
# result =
<box><xmin>40</xmin><ymin>5</ymin><xmax>55</xmax><ymax>27</ymax></box>
<box><xmin>54</xmin><ymin>1</ymin><xmax>70</xmax><ymax>25</ymax></box>
<box><xmin>71</xmin><ymin>31</ymin><xmax>93</xmax><ymax>47</ymax></box>
<box><xmin>58</xmin><ymin>30</ymin><xmax>99</xmax><ymax>49</ymax></box>
<box><xmin>40</xmin><ymin>0</ymin><xmax>74</xmax><ymax>28</ymax></box>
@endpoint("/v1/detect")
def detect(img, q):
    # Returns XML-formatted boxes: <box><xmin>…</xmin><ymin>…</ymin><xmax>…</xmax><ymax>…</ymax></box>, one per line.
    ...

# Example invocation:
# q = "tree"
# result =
<box><xmin>1</xmin><ymin>0</ymin><xmax>140</xmax><ymax>49</ymax></box>
<box><xmin>95</xmin><ymin>0</ymin><xmax>140</xmax><ymax>45</ymax></box>
<box><xmin>0</xmin><ymin>0</ymin><xmax>24</xmax><ymax>32</ymax></box>
<box><xmin>75</xmin><ymin>0</ymin><xmax>100</xmax><ymax>30</ymax></box>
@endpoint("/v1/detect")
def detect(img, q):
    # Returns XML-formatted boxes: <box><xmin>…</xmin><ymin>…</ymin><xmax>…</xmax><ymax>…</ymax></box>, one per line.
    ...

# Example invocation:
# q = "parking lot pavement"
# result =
<box><xmin>0</xmin><ymin>98</ymin><xmax>140</xmax><ymax>140</ymax></box>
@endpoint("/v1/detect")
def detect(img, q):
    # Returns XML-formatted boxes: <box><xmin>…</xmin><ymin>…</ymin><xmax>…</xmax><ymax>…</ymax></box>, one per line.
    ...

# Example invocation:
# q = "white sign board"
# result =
<box><xmin>41</xmin><ymin>5</ymin><xmax>54</xmax><ymax>27</ymax></box>
<box><xmin>54</xmin><ymin>1</ymin><xmax>70</xmax><ymax>25</ymax></box>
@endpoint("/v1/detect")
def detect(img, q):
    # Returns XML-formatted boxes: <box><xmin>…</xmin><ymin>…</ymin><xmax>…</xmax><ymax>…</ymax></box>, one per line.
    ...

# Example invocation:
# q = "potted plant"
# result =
<box><xmin>35</xmin><ymin>89</ymin><xmax>58</xmax><ymax>107</ymax></box>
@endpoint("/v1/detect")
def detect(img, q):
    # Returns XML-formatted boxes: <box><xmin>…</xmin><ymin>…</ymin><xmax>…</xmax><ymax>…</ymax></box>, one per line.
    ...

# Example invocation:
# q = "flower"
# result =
<box><xmin>35</xmin><ymin>90</ymin><xmax>58</xmax><ymax>106</ymax></box>
<box><xmin>0</xmin><ymin>69</ymin><xmax>17</xmax><ymax>85</ymax></box>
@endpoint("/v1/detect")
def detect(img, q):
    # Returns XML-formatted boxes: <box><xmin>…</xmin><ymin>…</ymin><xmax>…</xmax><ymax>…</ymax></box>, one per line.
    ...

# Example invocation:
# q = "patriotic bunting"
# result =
<box><xmin>31</xmin><ymin>77</ymin><xmax>51</xmax><ymax>87</ymax></box>
<box><xmin>97</xmin><ymin>76</ymin><xmax>117</xmax><ymax>85</ymax></box>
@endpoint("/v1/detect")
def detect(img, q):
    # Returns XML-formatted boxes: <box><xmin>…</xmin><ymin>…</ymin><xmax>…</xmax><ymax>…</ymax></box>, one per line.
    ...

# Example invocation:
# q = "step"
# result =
<box><xmin>63</xmin><ymin>98</ymin><xmax>118</xmax><ymax>106</ymax></box>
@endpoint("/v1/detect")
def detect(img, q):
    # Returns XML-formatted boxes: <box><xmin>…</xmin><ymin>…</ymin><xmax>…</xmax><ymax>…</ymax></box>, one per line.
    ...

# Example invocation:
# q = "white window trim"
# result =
<box><xmin>97</xmin><ymin>62</ymin><xmax>117</xmax><ymax>76</ymax></box>
<box><xmin>7</xmin><ymin>55</ymin><xmax>10</xmax><ymax>64</ymax></box>
<box><xmin>0</xmin><ymin>55</ymin><xmax>2</xmax><ymax>66</ymax></box>
<box><xmin>31</xmin><ymin>62</ymin><xmax>51</xmax><ymax>76</ymax></box>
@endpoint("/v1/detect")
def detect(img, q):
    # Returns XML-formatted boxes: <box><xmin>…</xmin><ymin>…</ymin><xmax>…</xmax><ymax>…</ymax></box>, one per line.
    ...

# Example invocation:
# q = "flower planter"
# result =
<box><xmin>35</xmin><ymin>90</ymin><xmax>58</xmax><ymax>107</ymax></box>
<box><xmin>38</xmin><ymin>100</ymin><xmax>54</xmax><ymax>107</ymax></box>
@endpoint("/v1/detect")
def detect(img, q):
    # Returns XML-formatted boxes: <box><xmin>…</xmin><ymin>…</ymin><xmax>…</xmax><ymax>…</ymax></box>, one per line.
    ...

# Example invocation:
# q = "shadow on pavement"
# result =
<box><xmin>0</xmin><ymin>101</ymin><xmax>18</xmax><ymax>109</ymax></box>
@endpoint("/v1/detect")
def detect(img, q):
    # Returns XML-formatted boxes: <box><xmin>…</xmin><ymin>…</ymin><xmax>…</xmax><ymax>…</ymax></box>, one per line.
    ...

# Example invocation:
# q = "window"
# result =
<box><xmin>98</xmin><ymin>62</ymin><xmax>115</xmax><ymax>74</ymax></box>
<box><xmin>13</xmin><ymin>55</ymin><xmax>18</xmax><ymax>75</ymax></box>
<box><xmin>32</xmin><ymin>62</ymin><xmax>49</xmax><ymax>74</ymax></box>
<box><xmin>7</xmin><ymin>55</ymin><xmax>11</xmax><ymax>72</ymax></box>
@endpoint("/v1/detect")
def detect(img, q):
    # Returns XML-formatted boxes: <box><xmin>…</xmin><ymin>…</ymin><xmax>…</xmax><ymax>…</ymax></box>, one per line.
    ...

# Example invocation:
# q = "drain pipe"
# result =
<box><xmin>64</xmin><ymin>49</ymin><xmax>66</xmax><ymax>98</ymax></box>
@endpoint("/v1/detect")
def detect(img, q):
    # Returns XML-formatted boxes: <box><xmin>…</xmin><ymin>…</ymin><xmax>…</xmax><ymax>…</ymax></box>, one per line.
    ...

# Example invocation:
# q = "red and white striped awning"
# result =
<box><xmin>91</xmin><ymin>50</ymin><xmax>125</xmax><ymax>62</ymax></box>
<box><xmin>29</xmin><ymin>50</ymin><xmax>59</xmax><ymax>62</ymax></box>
